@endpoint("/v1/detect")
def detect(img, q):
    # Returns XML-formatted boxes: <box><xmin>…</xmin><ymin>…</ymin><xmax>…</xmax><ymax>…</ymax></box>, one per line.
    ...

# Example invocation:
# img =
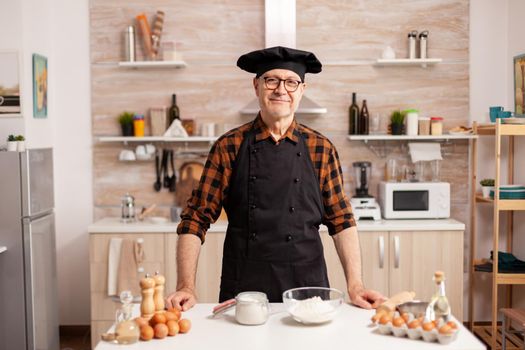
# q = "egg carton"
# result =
<box><xmin>374</xmin><ymin>311</ymin><xmax>459</xmax><ymax>345</ymax></box>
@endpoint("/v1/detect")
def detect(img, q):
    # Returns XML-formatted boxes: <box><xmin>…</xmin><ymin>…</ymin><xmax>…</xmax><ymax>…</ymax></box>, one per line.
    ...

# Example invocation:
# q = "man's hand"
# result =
<box><xmin>165</xmin><ymin>287</ymin><xmax>197</xmax><ymax>311</ymax></box>
<box><xmin>348</xmin><ymin>285</ymin><xmax>386</xmax><ymax>310</ymax></box>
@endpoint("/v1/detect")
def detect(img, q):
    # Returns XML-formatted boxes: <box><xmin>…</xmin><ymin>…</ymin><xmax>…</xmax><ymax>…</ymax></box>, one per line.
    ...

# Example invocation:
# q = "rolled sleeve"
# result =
<box><xmin>176</xmin><ymin>141</ymin><xmax>228</xmax><ymax>244</ymax></box>
<box><xmin>321</xmin><ymin>147</ymin><xmax>356</xmax><ymax>235</ymax></box>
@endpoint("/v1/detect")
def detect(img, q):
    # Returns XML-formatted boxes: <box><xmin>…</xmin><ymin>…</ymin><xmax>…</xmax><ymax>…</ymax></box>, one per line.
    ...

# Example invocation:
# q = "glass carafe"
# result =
<box><xmin>114</xmin><ymin>291</ymin><xmax>140</xmax><ymax>344</ymax></box>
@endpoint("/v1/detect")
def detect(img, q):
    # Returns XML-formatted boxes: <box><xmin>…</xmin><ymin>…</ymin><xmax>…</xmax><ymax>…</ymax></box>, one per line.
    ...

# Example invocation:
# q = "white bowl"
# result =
<box><xmin>148</xmin><ymin>216</ymin><xmax>169</xmax><ymax>224</ymax></box>
<box><xmin>282</xmin><ymin>287</ymin><xmax>343</xmax><ymax>324</ymax></box>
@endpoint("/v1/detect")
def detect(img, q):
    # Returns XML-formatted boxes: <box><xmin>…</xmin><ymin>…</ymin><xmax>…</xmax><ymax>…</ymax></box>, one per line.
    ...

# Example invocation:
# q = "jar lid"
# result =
<box><xmin>430</xmin><ymin>116</ymin><xmax>444</xmax><ymax>121</ymax></box>
<box><xmin>418</xmin><ymin>117</ymin><xmax>430</xmax><ymax>120</ymax></box>
<box><xmin>404</xmin><ymin>109</ymin><xmax>419</xmax><ymax>113</ymax></box>
<box><xmin>236</xmin><ymin>291</ymin><xmax>268</xmax><ymax>303</ymax></box>
<box><xmin>133</xmin><ymin>114</ymin><xmax>144</xmax><ymax>120</ymax></box>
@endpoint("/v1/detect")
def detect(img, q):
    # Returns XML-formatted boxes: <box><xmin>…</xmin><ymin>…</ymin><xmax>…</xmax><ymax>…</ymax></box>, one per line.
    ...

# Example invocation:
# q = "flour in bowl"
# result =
<box><xmin>289</xmin><ymin>296</ymin><xmax>336</xmax><ymax>323</ymax></box>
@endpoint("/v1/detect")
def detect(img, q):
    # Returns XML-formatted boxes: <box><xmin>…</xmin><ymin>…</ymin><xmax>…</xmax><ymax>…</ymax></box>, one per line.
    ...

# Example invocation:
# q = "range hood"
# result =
<box><xmin>240</xmin><ymin>0</ymin><xmax>327</xmax><ymax>116</ymax></box>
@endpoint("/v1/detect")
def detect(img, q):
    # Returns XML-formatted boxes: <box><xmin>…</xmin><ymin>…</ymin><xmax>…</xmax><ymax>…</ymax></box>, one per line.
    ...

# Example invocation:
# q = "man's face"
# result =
<box><xmin>253</xmin><ymin>69</ymin><xmax>305</xmax><ymax>120</ymax></box>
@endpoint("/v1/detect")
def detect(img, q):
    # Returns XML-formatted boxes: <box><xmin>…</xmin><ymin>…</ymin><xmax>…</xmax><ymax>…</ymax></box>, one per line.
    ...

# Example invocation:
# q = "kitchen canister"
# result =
<box><xmin>431</xmin><ymin>116</ymin><xmax>444</xmax><ymax>135</ymax></box>
<box><xmin>419</xmin><ymin>30</ymin><xmax>429</xmax><ymax>59</ymax></box>
<box><xmin>418</xmin><ymin>117</ymin><xmax>431</xmax><ymax>135</ymax></box>
<box><xmin>408</xmin><ymin>30</ymin><xmax>418</xmax><ymax>59</ymax></box>
<box><xmin>124</xmin><ymin>25</ymin><xmax>136</xmax><ymax>62</ymax></box>
<box><xmin>212</xmin><ymin>291</ymin><xmax>269</xmax><ymax>325</ymax></box>
<box><xmin>404</xmin><ymin>109</ymin><xmax>419</xmax><ymax>136</ymax></box>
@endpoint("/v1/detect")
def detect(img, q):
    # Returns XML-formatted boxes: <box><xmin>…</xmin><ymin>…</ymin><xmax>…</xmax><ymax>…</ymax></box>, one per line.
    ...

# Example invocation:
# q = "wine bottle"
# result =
<box><xmin>167</xmin><ymin>94</ymin><xmax>180</xmax><ymax>128</ymax></box>
<box><xmin>348</xmin><ymin>93</ymin><xmax>360</xmax><ymax>135</ymax></box>
<box><xmin>360</xmin><ymin>99</ymin><xmax>369</xmax><ymax>135</ymax></box>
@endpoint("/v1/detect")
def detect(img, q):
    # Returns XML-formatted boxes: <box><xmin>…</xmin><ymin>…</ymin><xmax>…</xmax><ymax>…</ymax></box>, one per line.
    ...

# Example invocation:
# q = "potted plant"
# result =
<box><xmin>390</xmin><ymin>110</ymin><xmax>405</xmax><ymax>135</ymax></box>
<box><xmin>118</xmin><ymin>111</ymin><xmax>134</xmax><ymax>136</ymax></box>
<box><xmin>480</xmin><ymin>178</ymin><xmax>495</xmax><ymax>198</ymax></box>
<box><xmin>15</xmin><ymin>135</ymin><xmax>25</xmax><ymax>152</ymax></box>
<box><xmin>7</xmin><ymin>134</ymin><xmax>17</xmax><ymax>151</ymax></box>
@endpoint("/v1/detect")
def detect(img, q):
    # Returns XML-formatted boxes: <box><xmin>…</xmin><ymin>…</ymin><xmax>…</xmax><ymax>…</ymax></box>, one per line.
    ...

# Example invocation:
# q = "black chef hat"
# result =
<box><xmin>236</xmin><ymin>46</ymin><xmax>322</xmax><ymax>81</ymax></box>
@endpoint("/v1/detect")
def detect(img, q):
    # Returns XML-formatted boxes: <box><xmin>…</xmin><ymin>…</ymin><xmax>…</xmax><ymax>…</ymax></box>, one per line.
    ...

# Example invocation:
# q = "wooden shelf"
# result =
<box><xmin>473</xmin><ymin>269</ymin><xmax>525</xmax><ymax>284</ymax></box>
<box><xmin>473</xmin><ymin>325</ymin><xmax>522</xmax><ymax>350</ymax></box>
<box><xmin>476</xmin><ymin>123</ymin><xmax>525</xmax><ymax>136</ymax></box>
<box><xmin>475</xmin><ymin>194</ymin><xmax>493</xmax><ymax>203</ymax></box>
<box><xmin>117</xmin><ymin>60</ymin><xmax>187</xmax><ymax>69</ymax></box>
<box><xmin>497</xmin><ymin>199</ymin><xmax>525</xmax><ymax>210</ymax></box>
<box><xmin>374</xmin><ymin>58</ymin><xmax>442</xmax><ymax>67</ymax></box>
<box><xmin>97</xmin><ymin>136</ymin><xmax>217</xmax><ymax>144</ymax></box>
<box><xmin>347</xmin><ymin>134</ymin><xmax>476</xmax><ymax>141</ymax></box>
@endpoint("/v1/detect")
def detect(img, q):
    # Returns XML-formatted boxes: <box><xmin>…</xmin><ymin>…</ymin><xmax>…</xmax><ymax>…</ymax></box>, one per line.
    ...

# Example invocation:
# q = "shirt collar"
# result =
<box><xmin>252</xmin><ymin>114</ymin><xmax>300</xmax><ymax>144</ymax></box>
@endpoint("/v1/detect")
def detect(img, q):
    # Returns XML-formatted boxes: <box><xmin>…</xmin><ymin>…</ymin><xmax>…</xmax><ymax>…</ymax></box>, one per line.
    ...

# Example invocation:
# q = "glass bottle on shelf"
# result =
<box><xmin>359</xmin><ymin>99</ymin><xmax>369</xmax><ymax>135</ymax></box>
<box><xmin>348</xmin><ymin>92</ymin><xmax>360</xmax><ymax>135</ymax></box>
<box><xmin>114</xmin><ymin>291</ymin><xmax>140</xmax><ymax>344</ymax></box>
<box><xmin>167</xmin><ymin>94</ymin><xmax>180</xmax><ymax>129</ymax></box>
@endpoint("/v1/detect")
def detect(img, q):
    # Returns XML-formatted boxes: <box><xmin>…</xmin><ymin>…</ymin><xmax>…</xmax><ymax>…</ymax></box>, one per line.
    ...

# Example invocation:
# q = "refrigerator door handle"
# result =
<box><xmin>22</xmin><ymin>218</ymin><xmax>36</xmax><ymax>350</ymax></box>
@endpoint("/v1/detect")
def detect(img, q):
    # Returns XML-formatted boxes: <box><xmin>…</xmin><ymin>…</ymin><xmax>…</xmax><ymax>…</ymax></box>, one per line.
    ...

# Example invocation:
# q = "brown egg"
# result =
<box><xmin>178</xmin><ymin>319</ymin><xmax>192</xmax><ymax>333</ymax></box>
<box><xmin>167</xmin><ymin>320</ymin><xmax>179</xmax><ymax>336</ymax></box>
<box><xmin>439</xmin><ymin>324</ymin><xmax>454</xmax><ymax>335</ymax></box>
<box><xmin>401</xmin><ymin>313</ymin><xmax>410</xmax><ymax>323</ymax></box>
<box><xmin>371</xmin><ymin>312</ymin><xmax>384</xmax><ymax>323</ymax></box>
<box><xmin>140</xmin><ymin>325</ymin><xmax>154</xmax><ymax>341</ymax></box>
<box><xmin>408</xmin><ymin>319</ymin><xmax>421</xmax><ymax>329</ymax></box>
<box><xmin>167</xmin><ymin>308</ymin><xmax>182</xmax><ymax>322</ymax></box>
<box><xmin>446</xmin><ymin>321</ymin><xmax>458</xmax><ymax>329</ymax></box>
<box><xmin>422</xmin><ymin>322</ymin><xmax>435</xmax><ymax>331</ymax></box>
<box><xmin>154</xmin><ymin>323</ymin><xmax>169</xmax><ymax>339</ymax></box>
<box><xmin>392</xmin><ymin>317</ymin><xmax>405</xmax><ymax>327</ymax></box>
<box><xmin>134</xmin><ymin>317</ymin><xmax>149</xmax><ymax>328</ymax></box>
<box><xmin>150</xmin><ymin>313</ymin><xmax>167</xmax><ymax>327</ymax></box>
<box><xmin>379</xmin><ymin>314</ymin><xmax>392</xmax><ymax>325</ymax></box>
<box><xmin>165</xmin><ymin>311</ymin><xmax>178</xmax><ymax>322</ymax></box>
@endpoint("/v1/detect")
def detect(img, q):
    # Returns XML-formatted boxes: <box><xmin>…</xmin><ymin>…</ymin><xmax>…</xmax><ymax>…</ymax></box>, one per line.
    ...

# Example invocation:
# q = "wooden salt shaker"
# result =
<box><xmin>153</xmin><ymin>271</ymin><xmax>165</xmax><ymax>313</ymax></box>
<box><xmin>140</xmin><ymin>274</ymin><xmax>156</xmax><ymax>320</ymax></box>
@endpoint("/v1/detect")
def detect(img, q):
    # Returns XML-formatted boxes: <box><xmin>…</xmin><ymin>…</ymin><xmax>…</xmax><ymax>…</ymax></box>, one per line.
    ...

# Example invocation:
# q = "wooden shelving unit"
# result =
<box><xmin>469</xmin><ymin>120</ymin><xmax>525</xmax><ymax>349</ymax></box>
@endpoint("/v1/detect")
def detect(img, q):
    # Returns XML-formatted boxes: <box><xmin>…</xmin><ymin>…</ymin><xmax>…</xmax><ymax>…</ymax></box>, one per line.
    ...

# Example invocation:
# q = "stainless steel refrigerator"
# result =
<box><xmin>0</xmin><ymin>148</ymin><xmax>59</xmax><ymax>350</ymax></box>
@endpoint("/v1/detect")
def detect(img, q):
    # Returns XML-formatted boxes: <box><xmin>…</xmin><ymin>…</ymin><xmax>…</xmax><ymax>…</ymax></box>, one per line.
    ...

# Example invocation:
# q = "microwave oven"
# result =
<box><xmin>379</xmin><ymin>181</ymin><xmax>450</xmax><ymax>219</ymax></box>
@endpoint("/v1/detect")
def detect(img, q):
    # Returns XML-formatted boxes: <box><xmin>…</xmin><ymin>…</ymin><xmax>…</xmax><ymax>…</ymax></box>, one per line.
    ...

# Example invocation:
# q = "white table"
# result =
<box><xmin>95</xmin><ymin>304</ymin><xmax>485</xmax><ymax>350</ymax></box>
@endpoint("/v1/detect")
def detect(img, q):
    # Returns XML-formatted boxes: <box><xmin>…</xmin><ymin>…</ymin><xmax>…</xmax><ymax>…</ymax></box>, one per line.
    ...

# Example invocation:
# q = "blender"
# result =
<box><xmin>350</xmin><ymin>162</ymin><xmax>381</xmax><ymax>221</ymax></box>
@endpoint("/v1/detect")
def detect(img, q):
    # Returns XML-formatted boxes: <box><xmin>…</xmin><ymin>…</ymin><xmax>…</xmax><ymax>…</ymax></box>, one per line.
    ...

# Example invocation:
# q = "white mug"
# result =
<box><xmin>119</xmin><ymin>149</ymin><xmax>136</xmax><ymax>161</ymax></box>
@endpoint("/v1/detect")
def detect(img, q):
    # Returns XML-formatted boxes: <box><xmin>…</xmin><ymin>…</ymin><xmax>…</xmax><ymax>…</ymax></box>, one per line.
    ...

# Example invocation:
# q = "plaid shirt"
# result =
<box><xmin>177</xmin><ymin>115</ymin><xmax>356</xmax><ymax>243</ymax></box>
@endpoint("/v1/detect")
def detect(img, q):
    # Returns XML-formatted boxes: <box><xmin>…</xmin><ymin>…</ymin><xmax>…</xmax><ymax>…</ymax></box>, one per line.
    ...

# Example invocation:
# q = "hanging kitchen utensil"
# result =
<box><xmin>153</xmin><ymin>151</ymin><xmax>162</xmax><ymax>192</ymax></box>
<box><xmin>169</xmin><ymin>150</ymin><xmax>177</xmax><ymax>192</ymax></box>
<box><xmin>162</xmin><ymin>149</ymin><xmax>170</xmax><ymax>188</ymax></box>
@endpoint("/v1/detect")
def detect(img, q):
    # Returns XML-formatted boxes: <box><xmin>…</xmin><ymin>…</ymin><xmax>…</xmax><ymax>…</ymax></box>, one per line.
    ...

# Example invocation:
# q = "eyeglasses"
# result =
<box><xmin>261</xmin><ymin>77</ymin><xmax>302</xmax><ymax>92</ymax></box>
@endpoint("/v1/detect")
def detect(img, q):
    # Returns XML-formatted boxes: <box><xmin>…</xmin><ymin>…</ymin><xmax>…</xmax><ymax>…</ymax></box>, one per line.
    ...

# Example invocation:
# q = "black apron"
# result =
<box><xmin>219</xmin><ymin>122</ymin><xmax>329</xmax><ymax>302</ymax></box>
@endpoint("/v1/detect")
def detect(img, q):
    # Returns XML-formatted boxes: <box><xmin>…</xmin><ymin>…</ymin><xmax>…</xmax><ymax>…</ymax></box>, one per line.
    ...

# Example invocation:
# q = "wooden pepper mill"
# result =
<box><xmin>153</xmin><ymin>271</ymin><xmax>165</xmax><ymax>313</ymax></box>
<box><xmin>140</xmin><ymin>274</ymin><xmax>156</xmax><ymax>320</ymax></box>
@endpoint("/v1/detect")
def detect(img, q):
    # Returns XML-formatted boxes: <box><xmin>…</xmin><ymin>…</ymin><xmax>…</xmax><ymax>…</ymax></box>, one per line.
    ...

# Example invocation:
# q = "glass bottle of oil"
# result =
<box><xmin>432</xmin><ymin>271</ymin><xmax>451</xmax><ymax>321</ymax></box>
<box><xmin>114</xmin><ymin>291</ymin><xmax>140</xmax><ymax>344</ymax></box>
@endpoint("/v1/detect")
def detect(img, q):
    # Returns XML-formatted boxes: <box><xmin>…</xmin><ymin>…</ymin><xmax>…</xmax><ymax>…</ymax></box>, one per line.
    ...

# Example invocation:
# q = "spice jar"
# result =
<box><xmin>418</xmin><ymin>117</ymin><xmax>431</xmax><ymax>135</ymax></box>
<box><xmin>133</xmin><ymin>114</ymin><xmax>145</xmax><ymax>137</ymax></box>
<box><xmin>235</xmin><ymin>292</ymin><xmax>269</xmax><ymax>325</ymax></box>
<box><xmin>430</xmin><ymin>117</ymin><xmax>444</xmax><ymax>135</ymax></box>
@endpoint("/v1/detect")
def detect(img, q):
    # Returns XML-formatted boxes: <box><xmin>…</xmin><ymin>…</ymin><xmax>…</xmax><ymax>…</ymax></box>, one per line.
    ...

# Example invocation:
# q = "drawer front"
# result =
<box><xmin>90</xmin><ymin>233</ymin><xmax>165</xmax><ymax>263</ymax></box>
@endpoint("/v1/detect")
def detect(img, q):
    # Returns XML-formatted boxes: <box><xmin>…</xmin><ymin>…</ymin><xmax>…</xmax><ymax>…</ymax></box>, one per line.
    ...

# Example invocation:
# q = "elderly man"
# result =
<box><xmin>167</xmin><ymin>46</ymin><xmax>384</xmax><ymax>310</ymax></box>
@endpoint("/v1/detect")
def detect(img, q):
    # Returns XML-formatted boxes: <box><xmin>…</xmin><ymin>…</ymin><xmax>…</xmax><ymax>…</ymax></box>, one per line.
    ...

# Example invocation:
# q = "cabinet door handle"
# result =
<box><xmin>379</xmin><ymin>236</ymin><xmax>385</xmax><ymax>269</ymax></box>
<box><xmin>394</xmin><ymin>236</ymin><xmax>400</xmax><ymax>269</ymax></box>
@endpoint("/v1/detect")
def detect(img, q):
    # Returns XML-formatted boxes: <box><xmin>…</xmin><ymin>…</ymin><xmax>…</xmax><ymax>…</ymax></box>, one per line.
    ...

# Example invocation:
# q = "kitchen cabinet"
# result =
<box><xmin>89</xmin><ymin>232</ymin><xmax>166</xmax><ymax>347</ymax></box>
<box><xmin>89</xmin><ymin>221</ymin><xmax>464</xmax><ymax>348</ymax></box>
<box><xmin>322</xmin><ymin>230</ymin><xmax>464</xmax><ymax>322</ymax></box>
